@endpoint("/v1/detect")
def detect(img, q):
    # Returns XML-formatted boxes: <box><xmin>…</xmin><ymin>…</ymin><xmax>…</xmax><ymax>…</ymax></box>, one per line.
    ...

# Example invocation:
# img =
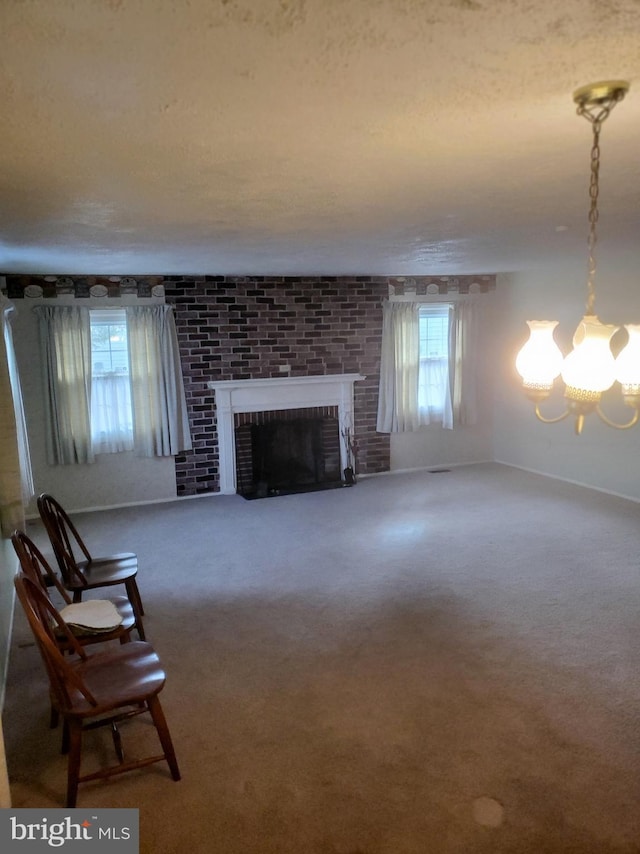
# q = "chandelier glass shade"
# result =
<box><xmin>516</xmin><ymin>80</ymin><xmax>640</xmax><ymax>434</ymax></box>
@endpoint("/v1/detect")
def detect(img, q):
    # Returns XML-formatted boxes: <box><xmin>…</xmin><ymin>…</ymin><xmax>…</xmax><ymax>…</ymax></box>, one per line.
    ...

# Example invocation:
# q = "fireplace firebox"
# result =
<box><xmin>235</xmin><ymin>410</ymin><xmax>341</xmax><ymax>498</ymax></box>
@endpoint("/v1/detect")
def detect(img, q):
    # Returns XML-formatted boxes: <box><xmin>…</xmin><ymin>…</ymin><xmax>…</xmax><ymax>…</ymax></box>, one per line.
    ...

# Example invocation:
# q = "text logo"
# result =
<box><xmin>0</xmin><ymin>809</ymin><xmax>138</xmax><ymax>852</ymax></box>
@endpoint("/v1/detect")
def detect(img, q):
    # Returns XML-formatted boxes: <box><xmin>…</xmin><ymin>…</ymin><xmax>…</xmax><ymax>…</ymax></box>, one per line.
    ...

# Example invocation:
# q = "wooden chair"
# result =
<box><xmin>14</xmin><ymin>574</ymin><xmax>180</xmax><ymax>807</ymax></box>
<box><xmin>11</xmin><ymin>530</ymin><xmax>135</xmax><ymax>651</ymax></box>
<box><xmin>12</xmin><ymin>529</ymin><xmax>137</xmax><ymax>731</ymax></box>
<box><xmin>37</xmin><ymin>493</ymin><xmax>145</xmax><ymax>640</ymax></box>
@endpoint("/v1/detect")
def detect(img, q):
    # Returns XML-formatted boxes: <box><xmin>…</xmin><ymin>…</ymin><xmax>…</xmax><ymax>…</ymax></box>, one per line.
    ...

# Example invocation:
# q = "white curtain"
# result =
<box><xmin>0</xmin><ymin>297</ymin><xmax>34</xmax><ymax>536</ymax></box>
<box><xmin>34</xmin><ymin>305</ymin><xmax>94</xmax><ymax>464</ymax></box>
<box><xmin>419</xmin><ymin>354</ymin><xmax>452</xmax><ymax>426</ymax></box>
<box><xmin>127</xmin><ymin>305</ymin><xmax>192</xmax><ymax>457</ymax></box>
<box><xmin>449</xmin><ymin>299</ymin><xmax>478</xmax><ymax>427</ymax></box>
<box><xmin>377</xmin><ymin>301</ymin><xmax>422</xmax><ymax>432</ymax></box>
<box><xmin>377</xmin><ymin>299</ymin><xmax>479</xmax><ymax>433</ymax></box>
<box><xmin>91</xmin><ymin>374</ymin><xmax>134</xmax><ymax>454</ymax></box>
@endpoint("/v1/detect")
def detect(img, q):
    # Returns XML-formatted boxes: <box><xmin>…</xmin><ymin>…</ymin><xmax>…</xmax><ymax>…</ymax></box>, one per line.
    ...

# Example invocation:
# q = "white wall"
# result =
<box><xmin>11</xmin><ymin>299</ymin><xmax>178</xmax><ymax>514</ymax></box>
<box><xmin>0</xmin><ymin>539</ymin><xmax>16</xmax><ymax>806</ymax></box>
<box><xmin>0</xmin><ymin>540</ymin><xmax>16</xmax><ymax>711</ymax></box>
<box><xmin>389</xmin><ymin>292</ymin><xmax>497</xmax><ymax>472</ymax></box>
<box><xmin>493</xmin><ymin>250</ymin><xmax>640</xmax><ymax>501</ymax></box>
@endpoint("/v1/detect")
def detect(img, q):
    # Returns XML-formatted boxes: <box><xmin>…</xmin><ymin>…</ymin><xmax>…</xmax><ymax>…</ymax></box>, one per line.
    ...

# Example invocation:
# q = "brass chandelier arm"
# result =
<box><xmin>533</xmin><ymin>405</ymin><xmax>571</xmax><ymax>425</ymax></box>
<box><xmin>595</xmin><ymin>405</ymin><xmax>640</xmax><ymax>430</ymax></box>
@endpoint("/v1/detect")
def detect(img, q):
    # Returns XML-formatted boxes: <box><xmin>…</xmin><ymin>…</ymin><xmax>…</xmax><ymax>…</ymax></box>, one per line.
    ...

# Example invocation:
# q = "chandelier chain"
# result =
<box><xmin>576</xmin><ymin>89</ymin><xmax>626</xmax><ymax>315</ymax></box>
<box><xmin>585</xmin><ymin>121</ymin><xmax>601</xmax><ymax>315</ymax></box>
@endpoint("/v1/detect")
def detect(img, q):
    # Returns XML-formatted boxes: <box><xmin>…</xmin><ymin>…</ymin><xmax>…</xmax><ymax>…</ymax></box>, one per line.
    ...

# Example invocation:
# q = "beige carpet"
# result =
<box><xmin>4</xmin><ymin>463</ymin><xmax>640</xmax><ymax>853</ymax></box>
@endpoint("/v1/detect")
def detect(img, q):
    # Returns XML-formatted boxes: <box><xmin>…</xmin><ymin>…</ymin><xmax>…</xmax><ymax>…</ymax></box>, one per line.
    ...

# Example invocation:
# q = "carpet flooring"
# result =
<box><xmin>3</xmin><ymin>463</ymin><xmax>640</xmax><ymax>853</ymax></box>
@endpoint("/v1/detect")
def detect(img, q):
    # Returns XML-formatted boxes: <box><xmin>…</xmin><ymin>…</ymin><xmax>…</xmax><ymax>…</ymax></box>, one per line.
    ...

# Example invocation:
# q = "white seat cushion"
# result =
<box><xmin>58</xmin><ymin>600</ymin><xmax>123</xmax><ymax>633</ymax></box>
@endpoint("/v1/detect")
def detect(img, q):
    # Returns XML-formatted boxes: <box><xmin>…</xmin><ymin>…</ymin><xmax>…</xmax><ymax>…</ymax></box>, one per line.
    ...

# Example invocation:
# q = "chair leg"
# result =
<box><xmin>129</xmin><ymin>577</ymin><xmax>145</xmax><ymax>617</ymax></box>
<box><xmin>66</xmin><ymin>720</ymin><xmax>82</xmax><ymax>808</ymax></box>
<box><xmin>61</xmin><ymin>719</ymin><xmax>70</xmax><ymax>754</ymax></box>
<box><xmin>50</xmin><ymin>703</ymin><xmax>59</xmax><ymax>729</ymax></box>
<box><xmin>125</xmin><ymin>579</ymin><xmax>145</xmax><ymax>640</ymax></box>
<box><xmin>147</xmin><ymin>695</ymin><xmax>181</xmax><ymax>781</ymax></box>
<box><xmin>111</xmin><ymin>721</ymin><xmax>125</xmax><ymax>763</ymax></box>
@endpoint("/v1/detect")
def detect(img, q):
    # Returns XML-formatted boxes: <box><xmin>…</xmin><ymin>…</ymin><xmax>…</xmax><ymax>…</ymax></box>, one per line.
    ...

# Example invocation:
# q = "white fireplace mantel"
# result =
<box><xmin>207</xmin><ymin>373</ymin><xmax>366</xmax><ymax>494</ymax></box>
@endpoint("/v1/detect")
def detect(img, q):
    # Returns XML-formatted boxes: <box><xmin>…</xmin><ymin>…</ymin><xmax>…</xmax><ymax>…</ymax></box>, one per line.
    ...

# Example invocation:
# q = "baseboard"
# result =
<box><xmin>493</xmin><ymin>459</ymin><xmax>640</xmax><ymax>504</ymax></box>
<box><xmin>25</xmin><ymin>488</ymin><xmax>225</xmax><ymax>519</ymax></box>
<box><xmin>358</xmin><ymin>459</ymin><xmax>494</xmax><ymax>479</ymax></box>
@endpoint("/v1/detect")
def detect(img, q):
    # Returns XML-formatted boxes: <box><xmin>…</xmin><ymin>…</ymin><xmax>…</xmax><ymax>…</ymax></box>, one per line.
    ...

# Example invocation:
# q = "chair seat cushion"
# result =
<box><xmin>58</xmin><ymin>600</ymin><xmax>123</xmax><ymax>634</ymax></box>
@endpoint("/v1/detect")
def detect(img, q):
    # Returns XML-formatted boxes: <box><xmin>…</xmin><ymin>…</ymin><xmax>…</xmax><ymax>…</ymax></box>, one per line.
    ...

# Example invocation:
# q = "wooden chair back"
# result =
<box><xmin>11</xmin><ymin>530</ymin><xmax>72</xmax><ymax>604</ymax></box>
<box><xmin>37</xmin><ymin>493</ymin><xmax>91</xmax><ymax>587</ymax></box>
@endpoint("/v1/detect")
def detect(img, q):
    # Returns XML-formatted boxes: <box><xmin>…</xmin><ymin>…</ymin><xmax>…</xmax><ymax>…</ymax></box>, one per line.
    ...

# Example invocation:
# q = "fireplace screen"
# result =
<box><xmin>235</xmin><ymin>411</ymin><xmax>342</xmax><ymax>498</ymax></box>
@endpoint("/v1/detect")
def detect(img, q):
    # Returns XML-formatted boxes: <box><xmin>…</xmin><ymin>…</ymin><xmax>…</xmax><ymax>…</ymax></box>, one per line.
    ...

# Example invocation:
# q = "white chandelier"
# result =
<box><xmin>515</xmin><ymin>80</ymin><xmax>640</xmax><ymax>435</ymax></box>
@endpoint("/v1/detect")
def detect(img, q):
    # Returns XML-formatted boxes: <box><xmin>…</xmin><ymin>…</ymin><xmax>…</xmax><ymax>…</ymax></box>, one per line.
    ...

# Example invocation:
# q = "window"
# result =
<box><xmin>418</xmin><ymin>305</ymin><xmax>451</xmax><ymax>418</ymax></box>
<box><xmin>377</xmin><ymin>299</ymin><xmax>477</xmax><ymax>433</ymax></box>
<box><xmin>91</xmin><ymin>309</ymin><xmax>129</xmax><ymax>376</ymax></box>
<box><xmin>35</xmin><ymin>302</ymin><xmax>192</xmax><ymax>464</ymax></box>
<box><xmin>89</xmin><ymin>309</ymin><xmax>134</xmax><ymax>453</ymax></box>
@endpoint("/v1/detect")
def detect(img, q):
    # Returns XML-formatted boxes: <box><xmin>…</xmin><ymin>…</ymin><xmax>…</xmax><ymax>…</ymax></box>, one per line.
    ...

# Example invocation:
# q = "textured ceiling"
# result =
<box><xmin>1</xmin><ymin>0</ymin><xmax>639</xmax><ymax>275</ymax></box>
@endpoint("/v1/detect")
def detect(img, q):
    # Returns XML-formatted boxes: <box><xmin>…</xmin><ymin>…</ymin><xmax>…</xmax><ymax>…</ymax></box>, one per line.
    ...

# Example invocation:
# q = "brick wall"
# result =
<box><xmin>164</xmin><ymin>275</ymin><xmax>391</xmax><ymax>495</ymax></box>
<box><xmin>2</xmin><ymin>272</ymin><xmax>496</xmax><ymax>499</ymax></box>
